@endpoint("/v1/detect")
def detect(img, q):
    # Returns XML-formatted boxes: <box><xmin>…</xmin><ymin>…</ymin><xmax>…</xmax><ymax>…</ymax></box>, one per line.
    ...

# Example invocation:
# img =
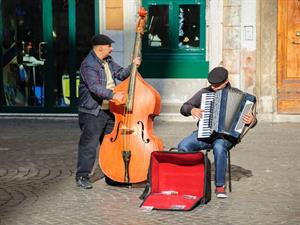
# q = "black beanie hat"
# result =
<box><xmin>91</xmin><ymin>34</ymin><xmax>115</xmax><ymax>46</ymax></box>
<box><xmin>208</xmin><ymin>67</ymin><xmax>228</xmax><ymax>84</ymax></box>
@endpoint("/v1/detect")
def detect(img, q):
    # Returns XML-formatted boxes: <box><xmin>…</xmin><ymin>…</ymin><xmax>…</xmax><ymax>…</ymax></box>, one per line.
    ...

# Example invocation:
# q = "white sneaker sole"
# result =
<box><xmin>216</xmin><ymin>193</ymin><xmax>228</xmax><ymax>198</ymax></box>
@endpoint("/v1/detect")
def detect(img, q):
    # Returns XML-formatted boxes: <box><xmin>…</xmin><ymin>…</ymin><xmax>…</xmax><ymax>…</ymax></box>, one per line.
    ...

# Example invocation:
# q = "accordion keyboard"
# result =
<box><xmin>197</xmin><ymin>92</ymin><xmax>215</xmax><ymax>138</ymax></box>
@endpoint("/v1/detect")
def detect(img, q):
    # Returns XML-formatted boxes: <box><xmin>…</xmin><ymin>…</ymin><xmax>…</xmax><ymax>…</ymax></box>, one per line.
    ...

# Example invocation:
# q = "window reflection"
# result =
<box><xmin>2</xmin><ymin>0</ymin><xmax>44</xmax><ymax>107</ymax></box>
<box><xmin>52</xmin><ymin>0</ymin><xmax>69</xmax><ymax>106</ymax></box>
<box><xmin>148</xmin><ymin>5</ymin><xmax>169</xmax><ymax>47</ymax></box>
<box><xmin>178</xmin><ymin>5</ymin><xmax>200</xmax><ymax>48</ymax></box>
<box><xmin>51</xmin><ymin>0</ymin><xmax>94</xmax><ymax>106</ymax></box>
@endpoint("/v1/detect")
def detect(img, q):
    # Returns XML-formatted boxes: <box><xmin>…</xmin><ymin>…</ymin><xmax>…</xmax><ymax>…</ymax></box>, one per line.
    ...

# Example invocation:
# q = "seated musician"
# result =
<box><xmin>177</xmin><ymin>66</ymin><xmax>257</xmax><ymax>198</ymax></box>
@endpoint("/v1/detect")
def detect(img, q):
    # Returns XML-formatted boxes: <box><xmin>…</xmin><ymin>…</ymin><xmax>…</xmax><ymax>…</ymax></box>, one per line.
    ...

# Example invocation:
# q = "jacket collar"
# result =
<box><xmin>208</xmin><ymin>82</ymin><xmax>231</xmax><ymax>91</ymax></box>
<box><xmin>90</xmin><ymin>50</ymin><xmax>113</xmax><ymax>64</ymax></box>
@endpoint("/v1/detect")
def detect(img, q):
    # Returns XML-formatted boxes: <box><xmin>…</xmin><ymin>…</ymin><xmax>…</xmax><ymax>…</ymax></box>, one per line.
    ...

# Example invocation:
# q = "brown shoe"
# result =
<box><xmin>89</xmin><ymin>167</ymin><xmax>105</xmax><ymax>183</ymax></box>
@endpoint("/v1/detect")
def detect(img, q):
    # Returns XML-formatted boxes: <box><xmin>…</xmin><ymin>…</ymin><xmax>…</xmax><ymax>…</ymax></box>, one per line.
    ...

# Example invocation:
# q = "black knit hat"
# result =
<box><xmin>91</xmin><ymin>34</ymin><xmax>115</xmax><ymax>46</ymax></box>
<box><xmin>208</xmin><ymin>67</ymin><xmax>228</xmax><ymax>84</ymax></box>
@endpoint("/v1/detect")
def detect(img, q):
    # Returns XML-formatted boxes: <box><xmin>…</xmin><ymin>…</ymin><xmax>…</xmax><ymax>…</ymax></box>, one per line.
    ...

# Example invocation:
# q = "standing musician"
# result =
<box><xmin>75</xmin><ymin>34</ymin><xmax>141</xmax><ymax>189</ymax></box>
<box><xmin>177</xmin><ymin>67</ymin><xmax>257</xmax><ymax>198</ymax></box>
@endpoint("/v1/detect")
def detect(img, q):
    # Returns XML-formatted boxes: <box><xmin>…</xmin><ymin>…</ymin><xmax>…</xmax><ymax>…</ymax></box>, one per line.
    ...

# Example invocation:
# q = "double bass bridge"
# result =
<box><xmin>120</xmin><ymin>127</ymin><xmax>136</xmax><ymax>135</ymax></box>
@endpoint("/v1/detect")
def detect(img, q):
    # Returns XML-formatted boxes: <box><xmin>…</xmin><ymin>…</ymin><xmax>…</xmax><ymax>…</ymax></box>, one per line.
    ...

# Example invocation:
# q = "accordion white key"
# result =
<box><xmin>197</xmin><ymin>88</ymin><xmax>256</xmax><ymax>143</ymax></box>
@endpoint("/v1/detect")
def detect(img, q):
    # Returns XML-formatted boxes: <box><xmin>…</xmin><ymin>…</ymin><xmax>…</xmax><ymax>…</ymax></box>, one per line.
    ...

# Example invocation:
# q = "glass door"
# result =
<box><xmin>51</xmin><ymin>0</ymin><xmax>95</xmax><ymax>108</ymax></box>
<box><xmin>1</xmin><ymin>0</ymin><xmax>96</xmax><ymax>113</ymax></box>
<box><xmin>1</xmin><ymin>0</ymin><xmax>46</xmax><ymax>107</ymax></box>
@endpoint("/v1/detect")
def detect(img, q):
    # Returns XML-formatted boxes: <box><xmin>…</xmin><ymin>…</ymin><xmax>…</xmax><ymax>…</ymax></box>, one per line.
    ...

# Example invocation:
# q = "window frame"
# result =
<box><xmin>141</xmin><ymin>0</ymin><xmax>208</xmax><ymax>78</ymax></box>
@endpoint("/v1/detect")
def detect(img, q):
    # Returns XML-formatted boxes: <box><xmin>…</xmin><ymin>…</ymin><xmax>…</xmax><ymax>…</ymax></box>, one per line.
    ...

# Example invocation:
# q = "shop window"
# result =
<box><xmin>178</xmin><ymin>4</ymin><xmax>200</xmax><ymax>48</ymax></box>
<box><xmin>148</xmin><ymin>5</ymin><xmax>169</xmax><ymax>48</ymax></box>
<box><xmin>141</xmin><ymin>0</ymin><xmax>208</xmax><ymax>78</ymax></box>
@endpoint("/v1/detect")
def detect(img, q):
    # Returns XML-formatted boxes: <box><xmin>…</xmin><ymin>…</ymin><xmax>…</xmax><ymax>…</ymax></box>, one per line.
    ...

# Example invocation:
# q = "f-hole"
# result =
<box><xmin>137</xmin><ymin>121</ymin><xmax>150</xmax><ymax>143</ymax></box>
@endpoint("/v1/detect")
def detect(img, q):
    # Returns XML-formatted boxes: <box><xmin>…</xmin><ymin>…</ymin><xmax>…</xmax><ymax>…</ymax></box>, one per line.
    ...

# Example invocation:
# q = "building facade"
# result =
<box><xmin>1</xmin><ymin>0</ymin><xmax>300</xmax><ymax>122</ymax></box>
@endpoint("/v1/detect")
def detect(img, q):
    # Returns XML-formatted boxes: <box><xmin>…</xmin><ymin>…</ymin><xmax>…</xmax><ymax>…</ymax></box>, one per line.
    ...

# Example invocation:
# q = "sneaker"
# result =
<box><xmin>76</xmin><ymin>177</ymin><xmax>93</xmax><ymax>189</ymax></box>
<box><xmin>215</xmin><ymin>186</ymin><xmax>227</xmax><ymax>198</ymax></box>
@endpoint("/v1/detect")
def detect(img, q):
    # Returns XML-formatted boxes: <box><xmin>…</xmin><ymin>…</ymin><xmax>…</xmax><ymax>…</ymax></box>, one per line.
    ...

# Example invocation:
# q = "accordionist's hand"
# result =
<box><xmin>191</xmin><ymin>108</ymin><xmax>204</xmax><ymax>119</ymax></box>
<box><xmin>243</xmin><ymin>112</ymin><xmax>254</xmax><ymax>125</ymax></box>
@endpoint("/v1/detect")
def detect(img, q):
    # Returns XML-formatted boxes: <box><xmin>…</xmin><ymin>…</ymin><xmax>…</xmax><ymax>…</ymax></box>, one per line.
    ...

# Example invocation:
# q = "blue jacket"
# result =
<box><xmin>78</xmin><ymin>50</ymin><xmax>131</xmax><ymax>115</ymax></box>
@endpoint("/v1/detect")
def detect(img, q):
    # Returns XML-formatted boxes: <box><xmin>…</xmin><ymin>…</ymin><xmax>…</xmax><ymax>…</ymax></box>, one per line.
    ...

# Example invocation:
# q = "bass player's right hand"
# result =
<box><xmin>112</xmin><ymin>91</ymin><xmax>126</xmax><ymax>104</ymax></box>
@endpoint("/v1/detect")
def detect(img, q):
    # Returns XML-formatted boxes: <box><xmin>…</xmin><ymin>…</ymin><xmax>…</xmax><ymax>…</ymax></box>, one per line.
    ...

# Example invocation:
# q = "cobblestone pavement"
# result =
<box><xmin>0</xmin><ymin>118</ymin><xmax>299</xmax><ymax>225</ymax></box>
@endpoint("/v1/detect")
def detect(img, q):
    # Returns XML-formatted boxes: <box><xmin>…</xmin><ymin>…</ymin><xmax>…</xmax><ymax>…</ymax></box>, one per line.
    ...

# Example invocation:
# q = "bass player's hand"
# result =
<box><xmin>112</xmin><ymin>91</ymin><xmax>126</xmax><ymax>104</ymax></box>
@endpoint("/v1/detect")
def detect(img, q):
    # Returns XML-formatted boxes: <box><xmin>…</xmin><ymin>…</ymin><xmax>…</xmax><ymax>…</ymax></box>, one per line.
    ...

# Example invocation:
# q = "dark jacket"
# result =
<box><xmin>180</xmin><ymin>85</ymin><xmax>216</xmax><ymax>116</ymax></box>
<box><xmin>78</xmin><ymin>50</ymin><xmax>131</xmax><ymax>115</ymax></box>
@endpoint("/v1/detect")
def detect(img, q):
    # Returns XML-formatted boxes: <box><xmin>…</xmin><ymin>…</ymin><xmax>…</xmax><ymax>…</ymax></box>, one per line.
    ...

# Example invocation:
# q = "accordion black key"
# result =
<box><xmin>197</xmin><ymin>87</ymin><xmax>256</xmax><ymax>143</ymax></box>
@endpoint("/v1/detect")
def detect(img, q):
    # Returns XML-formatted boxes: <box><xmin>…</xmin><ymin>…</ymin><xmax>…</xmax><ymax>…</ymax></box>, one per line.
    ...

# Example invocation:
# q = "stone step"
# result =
<box><xmin>161</xmin><ymin>102</ymin><xmax>182</xmax><ymax>114</ymax></box>
<box><xmin>157</xmin><ymin>103</ymin><xmax>195</xmax><ymax>122</ymax></box>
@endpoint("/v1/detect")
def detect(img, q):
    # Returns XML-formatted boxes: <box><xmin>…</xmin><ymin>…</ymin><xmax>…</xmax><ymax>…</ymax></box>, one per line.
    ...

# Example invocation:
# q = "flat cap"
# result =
<box><xmin>208</xmin><ymin>67</ymin><xmax>228</xmax><ymax>84</ymax></box>
<box><xmin>91</xmin><ymin>34</ymin><xmax>114</xmax><ymax>46</ymax></box>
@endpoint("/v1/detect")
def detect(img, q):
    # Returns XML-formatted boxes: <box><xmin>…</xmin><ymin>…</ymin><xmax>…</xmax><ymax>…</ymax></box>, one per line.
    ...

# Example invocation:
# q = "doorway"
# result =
<box><xmin>0</xmin><ymin>0</ymin><xmax>95</xmax><ymax>113</ymax></box>
<box><xmin>277</xmin><ymin>0</ymin><xmax>300</xmax><ymax>114</ymax></box>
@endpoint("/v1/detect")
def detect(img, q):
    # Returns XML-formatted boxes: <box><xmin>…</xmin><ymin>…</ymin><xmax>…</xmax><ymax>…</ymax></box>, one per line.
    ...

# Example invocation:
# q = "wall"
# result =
<box><xmin>99</xmin><ymin>0</ymin><xmax>125</xmax><ymax>65</ymax></box>
<box><xmin>256</xmin><ymin>0</ymin><xmax>277</xmax><ymax>121</ymax></box>
<box><xmin>222</xmin><ymin>0</ymin><xmax>256</xmax><ymax>93</ymax></box>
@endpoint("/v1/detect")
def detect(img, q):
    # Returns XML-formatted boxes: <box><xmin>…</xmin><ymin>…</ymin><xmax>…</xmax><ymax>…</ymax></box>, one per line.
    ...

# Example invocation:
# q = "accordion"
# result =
<box><xmin>197</xmin><ymin>87</ymin><xmax>256</xmax><ymax>143</ymax></box>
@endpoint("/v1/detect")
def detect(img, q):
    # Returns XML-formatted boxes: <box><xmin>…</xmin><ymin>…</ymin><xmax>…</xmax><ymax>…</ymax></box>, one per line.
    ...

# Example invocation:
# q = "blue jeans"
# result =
<box><xmin>76</xmin><ymin>110</ymin><xmax>114</xmax><ymax>179</ymax></box>
<box><xmin>178</xmin><ymin>131</ymin><xmax>233</xmax><ymax>187</ymax></box>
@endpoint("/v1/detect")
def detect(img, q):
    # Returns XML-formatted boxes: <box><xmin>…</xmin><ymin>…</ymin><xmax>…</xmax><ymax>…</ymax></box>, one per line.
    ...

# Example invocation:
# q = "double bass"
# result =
<box><xmin>99</xmin><ymin>8</ymin><xmax>164</xmax><ymax>184</ymax></box>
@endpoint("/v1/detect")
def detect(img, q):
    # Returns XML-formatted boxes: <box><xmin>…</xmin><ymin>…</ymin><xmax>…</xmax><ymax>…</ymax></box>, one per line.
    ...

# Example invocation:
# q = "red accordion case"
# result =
<box><xmin>140</xmin><ymin>151</ymin><xmax>211</xmax><ymax>211</ymax></box>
